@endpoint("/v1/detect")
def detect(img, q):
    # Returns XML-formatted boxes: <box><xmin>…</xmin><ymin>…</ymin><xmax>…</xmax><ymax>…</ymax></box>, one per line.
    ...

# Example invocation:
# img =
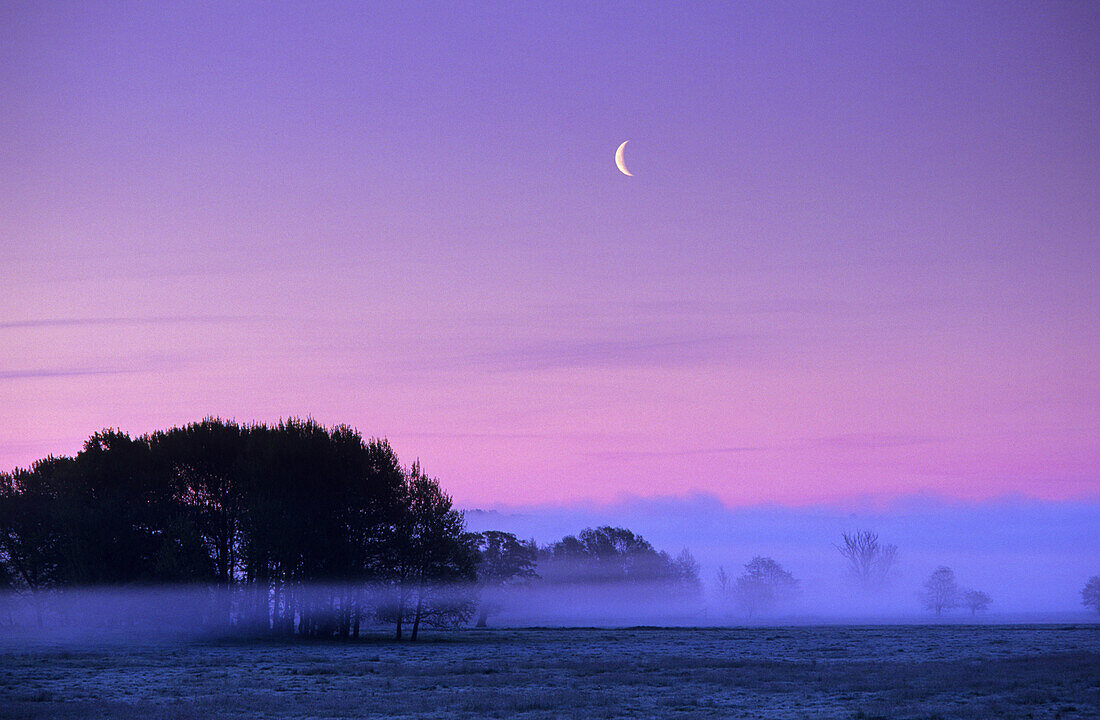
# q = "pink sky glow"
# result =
<box><xmin>2</xmin><ymin>3</ymin><xmax>1097</xmax><ymax>506</ymax></box>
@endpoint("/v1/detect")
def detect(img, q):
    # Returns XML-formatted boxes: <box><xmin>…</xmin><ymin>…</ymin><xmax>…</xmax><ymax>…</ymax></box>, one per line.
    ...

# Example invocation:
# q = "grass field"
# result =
<box><xmin>1</xmin><ymin>625</ymin><xmax>1097</xmax><ymax>719</ymax></box>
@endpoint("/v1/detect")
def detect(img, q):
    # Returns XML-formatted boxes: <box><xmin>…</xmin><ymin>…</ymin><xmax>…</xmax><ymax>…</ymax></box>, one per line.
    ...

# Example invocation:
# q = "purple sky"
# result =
<box><xmin>2</xmin><ymin>2</ymin><xmax>1097</xmax><ymax>506</ymax></box>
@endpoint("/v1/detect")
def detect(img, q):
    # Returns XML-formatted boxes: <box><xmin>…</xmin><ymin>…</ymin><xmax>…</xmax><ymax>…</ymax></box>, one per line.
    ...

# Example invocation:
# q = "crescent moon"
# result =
<box><xmin>615</xmin><ymin>141</ymin><xmax>633</xmax><ymax>177</ymax></box>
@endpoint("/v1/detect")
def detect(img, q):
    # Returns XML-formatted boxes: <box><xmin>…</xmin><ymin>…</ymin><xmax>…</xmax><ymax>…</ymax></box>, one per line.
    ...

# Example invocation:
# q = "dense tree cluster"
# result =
<box><xmin>538</xmin><ymin>526</ymin><xmax>701</xmax><ymax>595</ymax></box>
<box><xmin>0</xmin><ymin>419</ymin><xmax>477</xmax><ymax>639</ymax></box>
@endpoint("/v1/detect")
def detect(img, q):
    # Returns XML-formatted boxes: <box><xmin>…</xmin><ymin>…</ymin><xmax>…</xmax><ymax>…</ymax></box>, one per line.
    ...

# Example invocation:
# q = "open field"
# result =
<box><xmin>1</xmin><ymin>625</ymin><xmax>1097</xmax><ymax>719</ymax></box>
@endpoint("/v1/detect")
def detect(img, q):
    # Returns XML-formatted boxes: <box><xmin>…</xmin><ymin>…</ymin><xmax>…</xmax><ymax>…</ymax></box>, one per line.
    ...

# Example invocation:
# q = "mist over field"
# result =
<box><xmin>4</xmin><ymin>494</ymin><xmax>1096</xmax><ymax>646</ymax></box>
<box><xmin>465</xmin><ymin>494</ymin><xmax>1100</xmax><ymax>620</ymax></box>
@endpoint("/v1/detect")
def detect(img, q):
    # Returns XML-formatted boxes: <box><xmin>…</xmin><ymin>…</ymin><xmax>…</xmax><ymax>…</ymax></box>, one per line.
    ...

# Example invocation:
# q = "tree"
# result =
<box><xmin>671</xmin><ymin>548</ymin><xmax>702</xmax><ymax>596</ymax></box>
<box><xmin>473</xmin><ymin>531</ymin><xmax>537</xmax><ymax>627</ymax></box>
<box><xmin>154</xmin><ymin>516</ymin><xmax>215</xmax><ymax>582</ymax></box>
<box><xmin>835</xmin><ymin>530</ymin><xmax>898</xmax><ymax>592</ymax></box>
<box><xmin>1082</xmin><ymin>577</ymin><xmax>1100</xmax><ymax>615</ymax></box>
<box><xmin>715</xmin><ymin>566</ymin><xmax>733</xmax><ymax>605</ymax></box>
<box><xmin>962</xmin><ymin>589</ymin><xmax>991</xmax><ymax>616</ymax></box>
<box><xmin>149</xmin><ymin>419</ymin><xmax>245</xmax><ymax>587</ymax></box>
<box><xmin>0</xmin><ymin>460</ymin><xmax>72</xmax><ymax>592</ymax></box>
<box><xmin>730</xmin><ymin>556</ymin><xmax>799</xmax><ymax>618</ymax></box>
<box><xmin>377</xmin><ymin>463</ymin><xmax>479</xmax><ymax>640</ymax></box>
<box><xmin>920</xmin><ymin>566</ymin><xmax>959</xmax><ymax>616</ymax></box>
<box><xmin>540</xmin><ymin>526</ymin><xmax>700</xmax><ymax>592</ymax></box>
<box><xmin>68</xmin><ymin>430</ymin><xmax>172</xmax><ymax>585</ymax></box>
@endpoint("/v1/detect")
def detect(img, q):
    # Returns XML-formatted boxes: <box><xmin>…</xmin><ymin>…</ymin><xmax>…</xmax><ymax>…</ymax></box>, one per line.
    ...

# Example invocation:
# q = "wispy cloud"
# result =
<box><xmin>390</xmin><ymin>430</ymin><xmax>638</xmax><ymax>442</ymax></box>
<box><xmin>0</xmin><ymin>315</ymin><xmax>258</xmax><ymax>330</ymax></box>
<box><xmin>391</xmin><ymin>431</ymin><xmax>559</xmax><ymax>440</ymax></box>
<box><xmin>0</xmin><ymin>367</ymin><xmax>135</xmax><ymax>380</ymax></box>
<box><xmin>0</xmin><ymin>354</ymin><xmax>190</xmax><ymax>381</ymax></box>
<box><xmin>591</xmin><ymin>446</ymin><xmax>770</xmax><ymax>460</ymax></box>
<box><xmin>810</xmin><ymin>433</ymin><xmax>946</xmax><ymax>449</ymax></box>
<box><xmin>589</xmin><ymin>435</ymin><xmax>947</xmax><ymax>460</ymax></box>
<box><xmin>405</xmin><ymin>331</ymin><xmax>787</xmax><ymax>375</ymax></box>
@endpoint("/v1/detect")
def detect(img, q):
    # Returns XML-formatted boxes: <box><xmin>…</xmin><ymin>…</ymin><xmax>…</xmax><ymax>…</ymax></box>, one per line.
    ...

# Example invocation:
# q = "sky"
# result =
<box><xmin>2</xmin><ymin>2</ymin><xmax>1098</xmax><ymax>508</ymax></box>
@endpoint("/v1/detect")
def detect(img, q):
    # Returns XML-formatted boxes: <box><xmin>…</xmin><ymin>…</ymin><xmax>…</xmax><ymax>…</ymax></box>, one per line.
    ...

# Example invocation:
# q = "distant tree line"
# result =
<box><xmin>709</xmin><ymin>531</ymin><xmax>1004</xmax><ymax>621</ymax></box>
<box><xmin>0</xmin><ymin>419</ymin><xmax>702</xmax><ymax>639</ymax></box>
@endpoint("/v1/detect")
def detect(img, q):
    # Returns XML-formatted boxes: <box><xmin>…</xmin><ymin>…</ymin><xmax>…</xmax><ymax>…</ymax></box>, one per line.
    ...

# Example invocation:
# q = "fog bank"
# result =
<box><xmin>466</xmin><ymin>494</ymin><xmax>1100</xmax><ymax>617</ymax></box>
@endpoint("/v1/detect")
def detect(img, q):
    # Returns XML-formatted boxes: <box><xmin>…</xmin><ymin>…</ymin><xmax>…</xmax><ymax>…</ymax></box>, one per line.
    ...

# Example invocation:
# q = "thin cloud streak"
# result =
<box><xmin>811</xmin><ymin>434</ymin><xmax>946</xmax><ymax>449</ymax></box>
<box><xmin>0</xmin><ymin>315</ymin><xmax>260</xmax><ymax>330</ymax></box>
<box><xmin>591</xmin><ymin>446</ymin><xmax>771</xmax><ymax>460</ymax></box>
<box><xmin>0</xmin><ymin>367</ymin><xmax>139</xmax><ymax>381</ymax></box>
<box><xmin>590</xmin><ymin>435</ymin><xmax>947</xmax><ymax>460</ymax></box>
<box><xmin>398</xmin><ymin>331</ymin><xmax>788</xmax><ymax>375</ymax></box>
<box><xmin>0</xmin><ymin>355</ymin><xmax>191</xmax><ymax>382</ymax></box>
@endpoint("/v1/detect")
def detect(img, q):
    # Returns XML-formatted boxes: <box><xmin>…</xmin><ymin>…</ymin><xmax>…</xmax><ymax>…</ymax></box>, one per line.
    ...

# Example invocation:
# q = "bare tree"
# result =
<box><xmin>962</xmin><ymin>589</ymin><xmax>991</xmax><ymax>615</ymax></box>
<box><xmin>920</xmin><ymin>566</ymin><xmax>959</xmax><ymax>616</ymax></box>
<box><xmin>715</xmin><ymin>566</ymin><xmax>732</xmax><ymax>600</ymax></box>
<box><xmin>835</xmin><ymin>530</ymin><xmax>898</xmax><ymax>592</ymax></box>
<box><xmin>1082</xmin><ymin>576</ymin><xmax>1100</xmax><ymax>615</ymax></box>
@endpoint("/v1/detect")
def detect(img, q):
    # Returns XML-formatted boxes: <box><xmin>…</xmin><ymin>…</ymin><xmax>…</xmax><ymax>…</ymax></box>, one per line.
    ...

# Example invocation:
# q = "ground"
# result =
<box><xmin>1</xmin><ymin>625</ymin><xmax>1097</xmax><ymax>719</ymax></box>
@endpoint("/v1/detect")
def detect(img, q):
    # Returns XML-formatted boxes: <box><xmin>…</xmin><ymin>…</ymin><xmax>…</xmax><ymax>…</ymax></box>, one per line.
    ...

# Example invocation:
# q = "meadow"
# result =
<box><xmin>1</xmin><ymin>625</ymin><xmax>1097</xmax><ymax>719</ymax></box>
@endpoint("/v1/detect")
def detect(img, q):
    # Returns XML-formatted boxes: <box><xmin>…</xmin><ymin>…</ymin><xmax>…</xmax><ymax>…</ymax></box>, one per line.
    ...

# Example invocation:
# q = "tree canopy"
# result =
<box><xmin>0</xmin><ymin>418</ymin><xmax>471</xmax><ymax>640</ymax></box>
<box><xmin>539</xmin><ymin>526</ymin><xmax>700</xmax><ymax>594</ymax></box>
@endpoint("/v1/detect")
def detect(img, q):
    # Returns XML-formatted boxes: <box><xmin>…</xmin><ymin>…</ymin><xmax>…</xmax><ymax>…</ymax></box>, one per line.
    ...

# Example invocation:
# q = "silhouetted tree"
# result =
<box><xmin>342</xmin><ymin>437</ymin><xmax>407</xmax><ymax>638</ymax></box>
<box><xmin>473</xmin><ymin>531</ymin><xmax>537</xmax><ymax>627</ymax></box>
<box><xmin>835</xmin><ymin>530</ymin><xmax>898</xmax><ymax>592</ymax></box>
<box><xmin>0</xmin><ymin>460</ymin><xmax>72</xmax><ymax>592</ymax></box>
<box><xmin>1082</xmin><ymin>576</ymin><xmax>1100</xmax><ymax>615</ymax></box>
<box><xmin>540</xmin><ymin>526</ymin><xmax>700</xmax><ymax>594</ymax></box>
<box><xmin>154</xmin><ymin>516</ymin><xmax>215</xmax><ymax>582</ymax></box>
<box><xmin>376</xmin><ymin>463</ymin><xmax>478</xmax><ymax>640</ymax></box>
<box><xmin>962</xmin><ymin>589</ymin><xmax>991</xmax><ymax>616</ymax></box>
<box><xmin>920</xmin><ymin>566</ymin><xmax>959</xmax><ymax>616</ymax></box>
<box><xmin>149</xmin><ymin>419</ymin><xmax>245</xmax><ymax>586</ymax></box>
<box><xmin>68</xmin><ymin>430</ymin><xmax>172</xmax><ymax>585</ymax></box>
<box><xmin>730</xmin><ymin>556</ymin><xmax>799</xmax><ymax>618</ymax></box>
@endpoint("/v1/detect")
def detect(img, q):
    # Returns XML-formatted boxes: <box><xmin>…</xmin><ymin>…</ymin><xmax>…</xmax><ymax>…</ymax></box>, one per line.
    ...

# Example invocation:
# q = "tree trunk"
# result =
<box><xmin>410</xmin><ymin>593</ymin><xmax>423</xmax><ymax>641</ymax></box>
<box><xmin>339</xmin><ymin>606</ymin><xmax>349</xmax><ymax>639</ymax></box>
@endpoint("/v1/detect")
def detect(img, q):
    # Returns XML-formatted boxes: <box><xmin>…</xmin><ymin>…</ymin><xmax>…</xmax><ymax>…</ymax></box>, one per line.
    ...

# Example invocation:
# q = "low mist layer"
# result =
<box><xmin>467</xmin><ymin>494</ymin><xmax>1100</xmax><ymax>617</ymax></box>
